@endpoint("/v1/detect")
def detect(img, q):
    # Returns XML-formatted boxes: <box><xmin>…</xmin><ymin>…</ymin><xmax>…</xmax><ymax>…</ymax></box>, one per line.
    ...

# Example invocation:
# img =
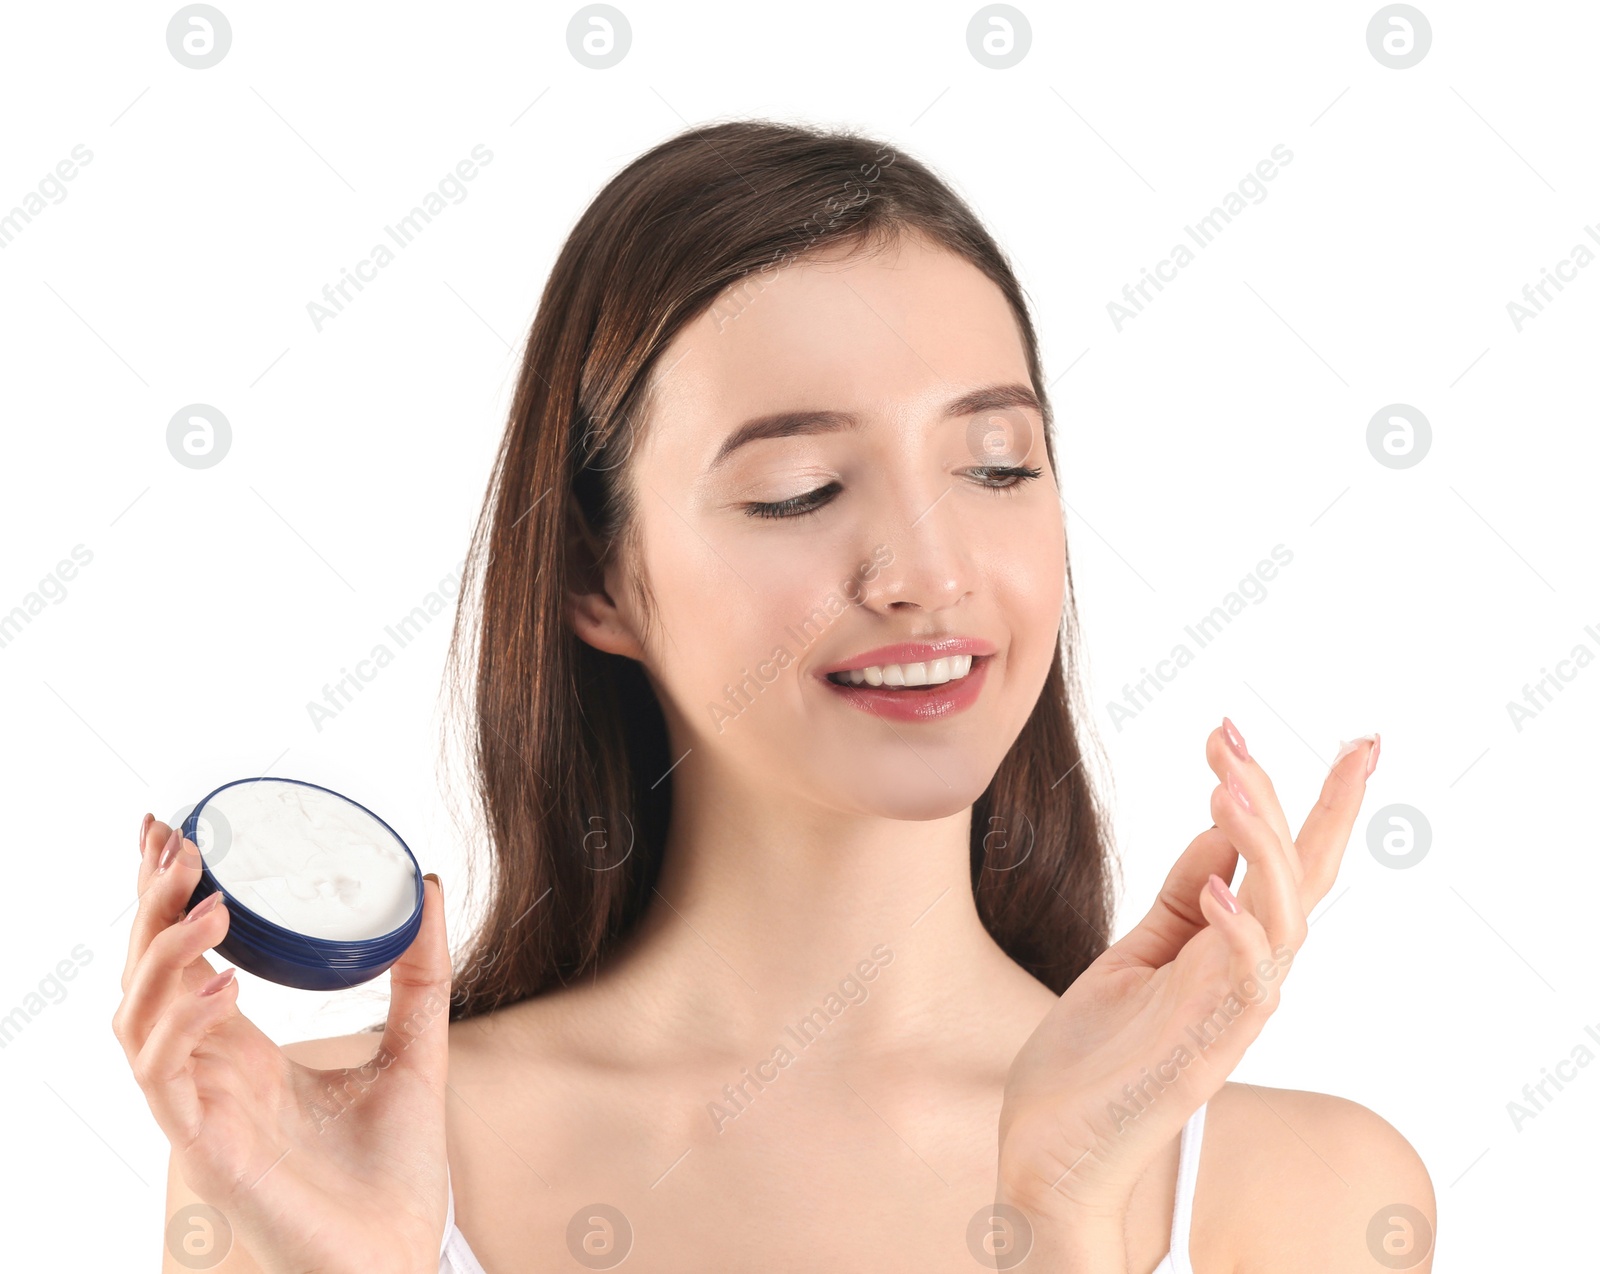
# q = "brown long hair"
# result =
<box><xmin>438</xmin><ymin>118</ymin><xmax>1117</xmax><ymax>1020</ymax></box>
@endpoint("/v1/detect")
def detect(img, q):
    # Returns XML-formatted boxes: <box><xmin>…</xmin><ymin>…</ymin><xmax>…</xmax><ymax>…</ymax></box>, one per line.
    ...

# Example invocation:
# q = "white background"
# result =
<box><xmin>2</xmin><ymin>1</ymin><xmax>1594</xmax><ymax>1268</ymax></box>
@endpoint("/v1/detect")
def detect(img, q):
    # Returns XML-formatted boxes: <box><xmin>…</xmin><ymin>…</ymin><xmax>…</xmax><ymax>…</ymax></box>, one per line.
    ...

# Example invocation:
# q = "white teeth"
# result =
<box><xmin>830</xmin><ymin>654</ymin><xmax>975</xmax><ymax>688</ymax></box>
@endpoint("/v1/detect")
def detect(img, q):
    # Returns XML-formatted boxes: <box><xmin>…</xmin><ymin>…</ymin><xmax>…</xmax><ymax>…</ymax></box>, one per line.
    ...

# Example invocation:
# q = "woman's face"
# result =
<box><xmin>595</xmin><ymin>232</ymin><xmax>1067</xmax><ymax>821</ymax></box>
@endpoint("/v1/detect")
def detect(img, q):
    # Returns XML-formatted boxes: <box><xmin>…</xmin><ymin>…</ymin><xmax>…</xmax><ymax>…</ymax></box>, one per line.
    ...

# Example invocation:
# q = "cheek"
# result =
<box><xmin>982</xmin><ymin>502</ymin><xmax>1066</xmax><ymax>665</ymax></box>
<box><xmin>634</xmin><ymin>510</ymin><xmax>829</xmax><ymax>714</ymax></box>
<box><xmin>716</xmin><ymin>585</ymin><xmax>809</xmax><ymax>675</ymax></box>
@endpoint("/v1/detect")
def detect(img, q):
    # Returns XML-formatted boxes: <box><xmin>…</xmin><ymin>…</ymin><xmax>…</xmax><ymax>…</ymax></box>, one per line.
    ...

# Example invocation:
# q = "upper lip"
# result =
<box><xmin>816</xmin><ymin>636</ymin><xmax>997</xmax><ymax>677</ymax></box>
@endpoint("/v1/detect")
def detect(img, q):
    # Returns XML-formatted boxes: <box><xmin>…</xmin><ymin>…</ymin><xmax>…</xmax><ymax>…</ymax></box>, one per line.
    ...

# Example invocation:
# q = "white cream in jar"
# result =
<box><xmin>202</xmin><ymin>779</ymin><xmax>418</xmax><ymax>942</ymax></box>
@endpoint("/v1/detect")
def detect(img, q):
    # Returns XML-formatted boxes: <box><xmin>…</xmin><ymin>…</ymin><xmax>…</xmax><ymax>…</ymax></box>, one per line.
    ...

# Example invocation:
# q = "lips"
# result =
<box><xmin>814</xmin><ymin>639</ymin><xmax>995</xmax><ymax>722</ymax></box>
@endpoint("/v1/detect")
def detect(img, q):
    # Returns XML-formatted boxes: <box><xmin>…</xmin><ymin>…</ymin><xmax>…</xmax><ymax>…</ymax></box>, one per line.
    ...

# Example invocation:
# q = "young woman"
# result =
<box><xmin>117</xmin><ymin>120</ymin><xmax>1434</xmax><ymax>1272</ymax></box>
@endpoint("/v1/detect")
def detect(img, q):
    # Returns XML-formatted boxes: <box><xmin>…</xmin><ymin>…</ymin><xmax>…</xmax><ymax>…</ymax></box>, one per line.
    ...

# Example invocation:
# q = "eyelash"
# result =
<box><xmin>742</xmin><ymin>465</ymin><xmax>1044</xmax><ymax>520</ymax></box>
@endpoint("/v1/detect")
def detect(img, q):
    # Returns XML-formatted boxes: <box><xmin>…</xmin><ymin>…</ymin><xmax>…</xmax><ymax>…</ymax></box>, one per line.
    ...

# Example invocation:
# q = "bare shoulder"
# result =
<box><xmin>280</xmin><ymin>1028</ymin><xmax>389</xmax><ymax>1068</ymax></box>
<box><xmin>277</xmin><ymin>997</ymin><xmax>579</xmax><ymax>1083</ymax></box>
<box><xmin>1199</xmin><ymin>1081</ymin><xmax>1436</xmax><ymax>1273</ymax></box>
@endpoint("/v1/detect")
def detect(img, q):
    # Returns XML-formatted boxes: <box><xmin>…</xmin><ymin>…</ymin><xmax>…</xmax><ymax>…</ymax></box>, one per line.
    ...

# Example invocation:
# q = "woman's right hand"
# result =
<box><xmin>114</xmin><ymin>816</ymin><xmax>453</xmax><ymax>1274</ymax></box>
<box><xmin>995</xmin><ymin>722</ymin><xmax>1376</xmax><ymax>1227</ymax></box>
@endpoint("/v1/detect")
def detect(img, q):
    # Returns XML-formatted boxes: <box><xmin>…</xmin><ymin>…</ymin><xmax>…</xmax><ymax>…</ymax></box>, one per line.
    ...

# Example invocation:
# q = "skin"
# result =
<box><xmin>123</xmin><ymin>232</ymin><xmax>1435</xmax><ymax>1272</ymax></box>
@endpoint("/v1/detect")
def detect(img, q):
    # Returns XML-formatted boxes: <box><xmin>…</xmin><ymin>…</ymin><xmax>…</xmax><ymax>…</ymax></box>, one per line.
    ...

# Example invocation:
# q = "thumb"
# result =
<box><xmin>380</xmin><ymin>873</ymin><xmax>452</xmax><ymax>1079</ymax></box>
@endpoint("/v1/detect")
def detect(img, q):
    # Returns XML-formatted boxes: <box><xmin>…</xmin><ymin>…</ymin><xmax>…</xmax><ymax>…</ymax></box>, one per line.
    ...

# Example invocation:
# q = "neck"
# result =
<box><xmin>596</xmin><ymin>752</ymin><xmax>1048</xmax><ymax>1064</ymax></box>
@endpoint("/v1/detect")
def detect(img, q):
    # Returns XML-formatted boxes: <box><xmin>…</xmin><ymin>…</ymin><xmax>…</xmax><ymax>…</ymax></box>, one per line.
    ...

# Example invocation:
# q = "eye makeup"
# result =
<box><xmin>741</xmin><ymin>464</ymin><xmax>1043</xmax><ymax>519</ymax></box>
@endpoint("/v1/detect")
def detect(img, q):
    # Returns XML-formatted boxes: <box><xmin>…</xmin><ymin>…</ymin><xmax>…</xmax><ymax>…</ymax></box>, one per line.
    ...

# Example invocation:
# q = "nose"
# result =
<box><xmin>854</xmin><ymin>480</ymin><xmax>976</xmax><ymax>614</ymax></box>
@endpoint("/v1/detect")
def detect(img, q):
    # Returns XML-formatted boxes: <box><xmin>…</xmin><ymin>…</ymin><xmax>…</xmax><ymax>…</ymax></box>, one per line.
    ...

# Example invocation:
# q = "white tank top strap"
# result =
<box><xmin>438</xmin><ymin>1165</ymin><xmax>491</xmax><ymax>1274</ymax></box>
<box><xmin>1161</xmin><ymin>1099</ymin><xmax>1208</xmax><ymax>1274</ymax></box>
<box><xmin>439</xmin><ymin>1164</ymin><xmax>455</xmax><ymax>1260</ymax></box>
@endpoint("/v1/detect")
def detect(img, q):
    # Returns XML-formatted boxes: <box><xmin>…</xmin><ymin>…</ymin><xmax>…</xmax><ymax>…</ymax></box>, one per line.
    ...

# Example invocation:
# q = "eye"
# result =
<box><xmin>740</xmin><ymin>465</ymin><xmax>1044</xmax><ymax>520</ymax></box>
<box><xmin>743</xmin><ymin>480</ymin><xmax>843</xmax><ymax>520</ymax></box>
<box><xmin>970</xmin><ymin>464</ymin><xmax>1044</xmax><ymax>492</ymax></box>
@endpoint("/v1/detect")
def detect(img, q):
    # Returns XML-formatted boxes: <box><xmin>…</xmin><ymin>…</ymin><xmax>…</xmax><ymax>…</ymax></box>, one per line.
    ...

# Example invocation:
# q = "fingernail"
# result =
<box><xmin>183</xmin><ymin>892</ymin><xmax>223</xmax><ymax>924</ymax></box>
<box><xmin>139</xmin><ymin>812</ymin><xmax>153</xmax><ymax>855</ymax></box>
<box><xmin>197</xmin><ymin>967</ymin><xmax>235</xmax><ymax>996</ymax></box>
<box><xmin>1227</xmin><ymin>772</ymin><xmax>1253</xmax><ymax>813</ymax></box>
<box><xmin>157</xmin><ymin>826</ymin><xmax>182</xmax><ymax>873</ymax></box>
<box><xmin>1333</xmin><ymin>734</ymin><xmax>1379</xmax><ymax>773</ymax></box>
<box><xmin>1366</xmin><ymin>733</ymin><xmax>1382</xmax><ymax>777</ymax></box>
<box><xmin>1209</xmin><ymin>873</ymin><xmax>1241</xmax><ymax>914</ymax></box>
<box><xmin>423</xmin><ymin>872</ymin><xmax>441</xmax><ymax>893</ymax></box>
<box><xmin>1221</xmin><ymin>717</ymin><xmax>1249</xmax><ymax>762</ymax></box>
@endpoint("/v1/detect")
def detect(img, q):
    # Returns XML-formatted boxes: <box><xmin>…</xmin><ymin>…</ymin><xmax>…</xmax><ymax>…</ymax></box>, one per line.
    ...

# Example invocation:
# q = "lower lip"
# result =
<box><xmin>818</xmin><ymin>655</ymin><xmax>990</xmax><ymax>722</ymax></box>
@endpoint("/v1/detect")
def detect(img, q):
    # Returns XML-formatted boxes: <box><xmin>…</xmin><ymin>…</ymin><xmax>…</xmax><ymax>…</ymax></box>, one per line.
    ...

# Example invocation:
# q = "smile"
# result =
<box><xmin>819</xmin><ymin>653</ymin><xmax>991</xmax><ymax>721</ymax></box>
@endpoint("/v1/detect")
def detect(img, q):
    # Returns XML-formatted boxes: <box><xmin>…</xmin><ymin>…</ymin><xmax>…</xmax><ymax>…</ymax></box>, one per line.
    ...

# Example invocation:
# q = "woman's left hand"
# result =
<box><xmin>994</xmin><ymin>719</ymin><xmax>1378</xmax><ymax>1227</ymax></box>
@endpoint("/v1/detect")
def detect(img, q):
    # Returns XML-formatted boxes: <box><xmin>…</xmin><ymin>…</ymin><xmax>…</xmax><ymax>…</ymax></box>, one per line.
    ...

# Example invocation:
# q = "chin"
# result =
<box><xmin>826</xmin><ymin>759</ymin><xmax>999</xmax><ymax>822</ymax></box>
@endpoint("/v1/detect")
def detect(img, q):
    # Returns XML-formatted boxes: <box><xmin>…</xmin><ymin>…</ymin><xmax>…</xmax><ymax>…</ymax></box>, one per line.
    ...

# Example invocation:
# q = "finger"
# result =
<box><xmin>126</xmin><ymin>818</ymin><xmax>175</xmax><ymax>995</ymax></box>
<box><xmin>115</xmin><ymin>892</ymin><xmax>230</xmax><ymax>1060</ymax></box>
<box><xmin>1210</xmin><ymin>775</ymin><xmax>1307</xmax><ymax>955</ymax></box>
<box><xmin>123</xmin><ymin>825</ymin><xmax>208</xmax><ymax>995</ymax></box>
<box><xmin>1108</xmin><ymin>825</ymin><xmax>1239</xmax><ymax>969</ymax></box>
<box><xmin>1293</xmin><ymin>733</ymin><xmax>1379</xmax><ymax>901</ymax></box>
<box><xmin>1194</xmin><ymin>873</ymin><xmax>1283</xmax><ymax>1019</ymax></box>
<box><xmin>134</xmin><ymin>815</ymin><xmax>196</xmax><ymax>898</ymax></box>
<box><xmin>378</xmin><ymin>874</ymin><xmax>452</xmax><ymax>1083</ymax></box>
<box><xmin>126</xmin><ymin>815</ymin><xmax>168</xmax><ymax>983</ymax></box>
<box><xmin>1208</xmin><ymin>720</ymin><xmax>1299</xmax><ymax>878</ymax></box>
<box><xmin>133</xmin><ymin>967</ymin><xmax>240</xmax><ymax>1147</ymax></box>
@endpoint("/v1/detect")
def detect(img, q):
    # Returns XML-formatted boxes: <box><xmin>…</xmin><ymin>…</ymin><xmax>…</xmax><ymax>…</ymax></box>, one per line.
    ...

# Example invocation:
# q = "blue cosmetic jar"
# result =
<box><xmin>181</xmin><ymin>776</ymin><xmax>424</xmax><ymax>991</ymax></box>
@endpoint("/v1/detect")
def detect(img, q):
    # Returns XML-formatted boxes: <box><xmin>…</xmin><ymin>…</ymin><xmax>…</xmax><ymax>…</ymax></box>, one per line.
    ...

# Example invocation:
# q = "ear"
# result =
<box><xmin>563</xmin><ymin>494</ymin><xmax>646</xmax><ymax>662</ymax></box>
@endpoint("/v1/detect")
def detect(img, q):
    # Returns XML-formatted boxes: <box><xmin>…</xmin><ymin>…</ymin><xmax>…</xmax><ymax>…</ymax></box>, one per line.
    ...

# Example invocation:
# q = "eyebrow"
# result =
<box><xmin>705</xmin><ymin>382</ymin><xmax>1043</xmax><ymax>473</ymax></box>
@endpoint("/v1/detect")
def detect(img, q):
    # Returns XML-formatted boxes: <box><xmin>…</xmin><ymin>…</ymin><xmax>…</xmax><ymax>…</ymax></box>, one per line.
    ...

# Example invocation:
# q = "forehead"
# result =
<box><xmin>645</xmin><ymin>234</ymin><xmax>1029</xmax><ymax>452</ymax></box>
